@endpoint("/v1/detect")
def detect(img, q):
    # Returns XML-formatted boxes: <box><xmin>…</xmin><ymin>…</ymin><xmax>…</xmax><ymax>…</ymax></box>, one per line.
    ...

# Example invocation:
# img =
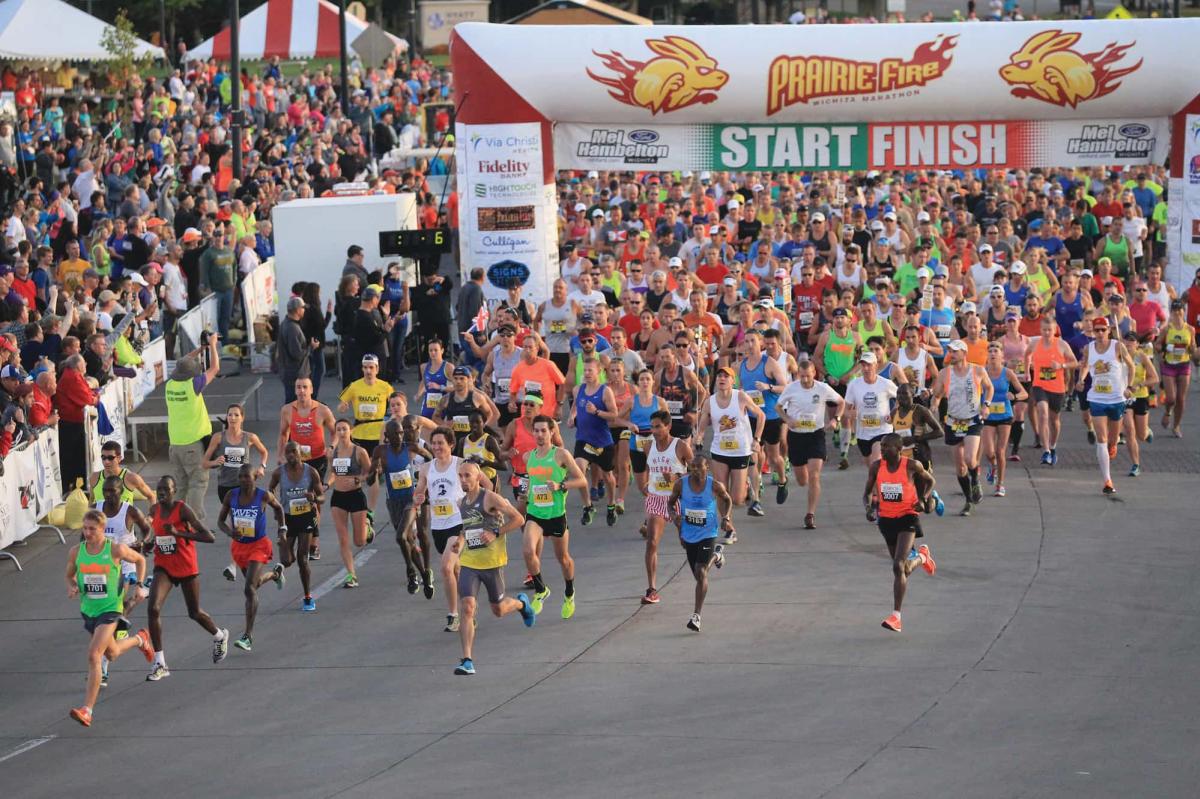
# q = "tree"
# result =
<box><xmin>99</xmin><ymin>9</ymin><xmax>153</xmax><ymax>84</ymax></box>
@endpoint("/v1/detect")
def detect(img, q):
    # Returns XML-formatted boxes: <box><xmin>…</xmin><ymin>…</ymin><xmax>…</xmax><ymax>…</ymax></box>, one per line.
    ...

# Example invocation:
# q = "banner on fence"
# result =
<box><xmin>0</xmin><ymin>428</ymin><xmax>64</xmax><ymax>550</ymax></box>
<box><xmin>241</xmin><ymin>258</ymin><xmax>278</xmax><ymax>348</ymax></box>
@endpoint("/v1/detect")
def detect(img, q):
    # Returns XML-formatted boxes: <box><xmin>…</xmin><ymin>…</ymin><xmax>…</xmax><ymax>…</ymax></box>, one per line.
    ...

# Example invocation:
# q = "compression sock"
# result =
<box><xmin>957</xmin><ymin>474</ymin><xmax>972</xmax><ymax>497</ymax></box>
<box><xmin>968</xmin><ymin>466</ymin><xmax>979</xmax><ymax>487</ymax></box>
<box><xmin>1096</xmin><ymin>442</ymin><xmax>1111</xmax><ymax>483</ymax></box>
<box><xmin>532</xmin><ymin>573</ymin><xmax>547</xmax><ymax>593</ymax></box>
<box><xmin>1010</xmin><ymin>421</ymin><xmax>1024</xmax><ymax>450</ymax></box>
<box><xmin>154</xmin><ymin>651</ymin><xmax>166</xmax><ymax>667</ymax></box>
<box><xmin>564</xmin><ymin>579</ymin><xmax>575</xmax><ymax>598</ymax></box>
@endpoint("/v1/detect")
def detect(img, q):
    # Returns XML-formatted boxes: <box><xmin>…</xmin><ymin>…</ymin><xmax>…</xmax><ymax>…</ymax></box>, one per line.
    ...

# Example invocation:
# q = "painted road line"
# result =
<box><xmin>311</xmin><ymin>548</ymin><xmax>377</xmax><ymax>600</ymax></box>
<box><xmin>0</xmin><ymin>736</ymin><xmax>55</xmax><ymax>764</ymax></box>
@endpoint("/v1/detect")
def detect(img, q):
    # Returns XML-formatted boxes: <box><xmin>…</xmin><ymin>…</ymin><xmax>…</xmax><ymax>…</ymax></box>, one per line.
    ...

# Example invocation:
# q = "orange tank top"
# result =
<box><xmin>288</xmin><ymin>405</ymin><xmax>327</xmax><ymax>461</ymax></box>
<box><xmin>1030</xmin><ymin>339</ymin><xmax>1066</xmax><ymax>392</ymax></box>
<box><xmin>876</xmin><ymin>456</ymin><xmax>918</xmax><ymax>518</ymax></box>
<box><xmin>964</xmin><ymin>336</ymin><xmax>988</xmax><ymax>367</ymax></box>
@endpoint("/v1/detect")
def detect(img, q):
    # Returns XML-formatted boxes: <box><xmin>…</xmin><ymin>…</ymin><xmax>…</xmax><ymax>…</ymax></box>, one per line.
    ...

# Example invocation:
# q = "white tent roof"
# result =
<box><xmin>186</xmin><ymin>0</ymin><xmax>406</xmax><ymax>61</ymax></box>
<box><xmin>0</xmin><ymin>0</ymin><xmax>165</xmax><ymax>61</ymax></box>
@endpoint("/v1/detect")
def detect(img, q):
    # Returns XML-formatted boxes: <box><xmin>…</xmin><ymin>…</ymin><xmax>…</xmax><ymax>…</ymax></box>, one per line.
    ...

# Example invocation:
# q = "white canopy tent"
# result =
<box><xmin>0</xmin><ymin>0</ymin><xmax>165</xmax><ymax>61</ymax></box>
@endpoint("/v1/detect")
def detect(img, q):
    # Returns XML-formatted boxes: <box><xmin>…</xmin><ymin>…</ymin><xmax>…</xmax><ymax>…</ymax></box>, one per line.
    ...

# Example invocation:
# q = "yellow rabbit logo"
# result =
<box><xmin>588</xmin><ymin>36</ymin><xmax>729</xmax><ymax>115</ymax></box>
<box><xmin>999</xmin><ymin>29</ymin><xmax>1141</xmax><ymax>108</ymax></box>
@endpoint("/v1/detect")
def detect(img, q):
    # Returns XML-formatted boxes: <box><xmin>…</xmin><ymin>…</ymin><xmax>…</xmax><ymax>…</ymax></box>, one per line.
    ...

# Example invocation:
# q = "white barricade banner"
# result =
<box><xmin>131</xmin><ymin>338</ymin><xmax>168</xmax><ymax>409</ymax></box>
<box><xmin>98</xmin><ymin>379</ymin><xmax>129</xmax><ymax>450</ymax></box>
<box><xmin>0</xmin><ymin>428</ymin><xmax>65</xmax><ymax>549</ymax></box>
<box><xmin>241</xmin><ymin>258</ymin><xmax>278</xmax><ymax>347</ymax></box>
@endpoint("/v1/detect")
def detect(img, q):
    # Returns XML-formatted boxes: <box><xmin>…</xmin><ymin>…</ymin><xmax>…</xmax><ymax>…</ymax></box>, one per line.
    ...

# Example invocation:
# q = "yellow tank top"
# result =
<box><xmin>891</xmin><ymin>407</ymin><xmax>914</xmax><ymax>457</ymax></box>
<box><xmin>1164</xmin><ymin>325</ymin><xmax>1193</xmax><ymax>365</ymax></box>
<box><xmin>462</xmin><ymin>433</ymin><xmax>497</xmax><ymax>480</ymax></box>
<box><xmin>1132</xmin><ymin>355</ymin><xmax>1149</xmax><ymax>399</ymax></box>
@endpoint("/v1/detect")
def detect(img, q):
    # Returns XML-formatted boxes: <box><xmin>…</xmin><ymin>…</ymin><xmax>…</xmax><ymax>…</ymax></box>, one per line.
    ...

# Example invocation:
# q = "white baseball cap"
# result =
<box><xmin>752</xmin><ymin>183</ymin><xmax>765</xmax><ymax>192</ymax></box>
<box><xmin>708</xmin><ymin>224</ymin><xmax>723</xmax><ymax>236</ymax></box>
<box><xmin>947</xmin><ymin>339</ymin><xmax>968</xmax><ymax>352</ymax></box>
<box><xmin>883</xmin><ymin>211</ymin><xmax>897</xmax><ymax>221</ymax></box>
<box><xmin>978</xmin><ymin>243</ymin><xmax>993</xmax><ymax>254</ymax></box>
<box><xmin>859</xmin><ymin>351</ymin><xmax>877</xmax><ymax>364</ymax></box>
<box><xmin>811</xmin><ymin>212</ymin><xmax>825</xmax><ymax>223</ymax></box>
<box><xmin>870</xmin><ymin>220</ymin><xmax>884</xmax><ymax>231</ymax></box>
<box><xmin>573</xmin><ymin>202</ymin><xmax>586</xmax><ymax>212</ymax></box>
<box><xmin>960</xmin><ymin>301</ymin><xmax>978</xmax><ymax>315</ymax></box>
<box><xmin>668</xmin><ymin>256</ymin><xmax>683</xmax><ymax>267</ymax></box>
<box><xmin>586</xmin><ymin>170</ymin><xmax>598</xmax><ymax>179</ymax></box>
<box><xmin>1010</xmin><ymin>260</ymin><xmax>1027</xmax><ymax>275</ymax></box>
<box><xmin>726</xmin><ymin>198</ymin><xmax>741</xmax><ymax>208</ymax></box>
<box><xmin>917</xmin><ymin>210</ymin><xmax>932</xmax><ymax>222</ymax></box>
<box><xmin>917</xmin><ymin>267</ymin><xmax>933</xmax><ymax>279</ymax></box>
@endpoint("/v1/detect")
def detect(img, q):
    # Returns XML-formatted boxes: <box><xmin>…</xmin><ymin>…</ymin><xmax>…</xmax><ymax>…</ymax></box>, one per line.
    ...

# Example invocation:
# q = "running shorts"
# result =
<box><xmin>877</xmin><ymin>513</ymin><xmax>924</xmax><ymax>551</ymax></box>
<box><xmin>153</xmin><ymin>565</ymin><xmax>198</xmax><ymax>586</ymax></box>
<box><xmin>1031</xmin><ymin>387</ymin><xmax>1064</xmax><ymax>413</ymax></box>
<box><xmin>432</xmin><ymin>524</ymin><xmax>463</xmax><ymax>554</ymax></box>
<box><xmin>669</xmin><ymin>420</ymin><xmax>693</xmax><ymax>439</ymax></box>
<box><xmin>81</xmin><ymin>610</ymin><xmax>124</xmax><ymax>634</ymax></box>
<box><xmin>386</xmin><ymin>497</ymin><xmax>413</xmax><ymax>533</ymax></box>
<box><xmin>1089</xmin><ymin>401</ymin><xmax>1126</xmax><ymax>422</ymax></box>
<box><xmin>331</xmin><ymin>488</ymin><xmax>368</xmax><ymax>513</ymax></box>
<box><xmin>1131</xmin><ymin>396</ymin><xmax>1149</xmax><ymax>416</ymax></box>
<box><xmin>305</xmin><ymin>456</ymin><xmax>328</xmax><ymax>481</ymax></box>
<box><xmin>944</xmin><ymin>416</ymin><xmax>983</xmax><ymax>446</ymax></box>
<box><xmin>283</xmin><ymin>510</ymin><xmax>318</xmax><ymax>537</ymax></box>
<box><xmin>684</xmin><ymin>537</ymin><xmax>717</xmax><ymax>570</ymax></box>
<box><xmin>458</xmin><ymin>565</ymin><xmax>505</xmax><ymax>605</ymax></box>
<box><xmin>761</xmin><ymin>418</ymin><xmax>783</xmax><ymax>446</ymax></box>
<box><xmin>857</xmin><ymin>433</ymin><xmax>886</xmax><ymax>458</ymax></box>
<box><xmin>644</xmin><ymin>494</ymin><xmax>673</xmax><ymax>519</ymax></box>
<box><xmin>573</xmin><ymin>439</ymin><xmax>615</xmax><ymax>471</ymax></box>
<box><xmin>787</xmin><ymin>430</ymin><xmax>827</xmax><ymax>465</ymax></box>
<box><xmin>712</xmin><ymin>452</ymin><xmax>751</xmax><ymax>470</ymax></box>
<box><xmin>528</xmin><ymin>514</ymin><xmax>568</xmax><ymax>538</ymax></box>
<box><xmin>1161</xmin><ymin>362</ymin><xmax>1191</xmax><ymax>378</ymax></box>
<box><xmin>230</xmin><ymin>536</ymin><xmax>273</xmax><ymax>570</ymax></box>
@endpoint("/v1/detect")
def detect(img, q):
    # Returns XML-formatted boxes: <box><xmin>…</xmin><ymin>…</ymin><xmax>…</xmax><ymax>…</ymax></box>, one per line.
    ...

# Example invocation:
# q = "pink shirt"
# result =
<box><xmin>1128</xmin><ymin>299</ymin><xmax>1166</xmax><ymax>337</ymax></box>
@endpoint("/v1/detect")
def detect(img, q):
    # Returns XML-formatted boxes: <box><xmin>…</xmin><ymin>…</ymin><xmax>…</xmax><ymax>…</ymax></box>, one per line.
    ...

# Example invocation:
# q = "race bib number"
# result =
<box><xmin>516</xmin><ymin>475</ymin><xmax>530</xmax><ymax>493</ymax></box>
<box><xmin>798</xmin><ymin>311</ymin><xmax>814</xmax><ymax>327</ymax></box>
<box><xmin>425</xmin><ymin>392</ymin><xmax>443</xmax><ymax>410</ymax></box>
<box><xmin>357</xmin><ymin>402</ymin><xmax>379</xmax><ymax>417</ymax></box>
<box><xmin>654</xmin><ymin>475</ymin><xmax>673</xmax><ymax>493</ymax></box>
<box><xmin>718</xmin><ymin>434</ymin><xmax>740</xmax><ymax>452</ymax></box>
<box><xmin>665</xmin><ymin>400</ymin><xmax>683</xmax><ymax>415</ymax></box>
<box><xmin>298</xmin><ymin>444</ymin><xmax>312</xmax><ymax>459</ymax></box>
<box><xmin>935</xmin><ymin>324</ymin><xmax>952</xmax><ymax>340</ymax></box>
<box><xmin>495</xmin><ymin>378</ymin><xmax>511</xmax><ymax>401</ymax></box>
<box><xmin>583</xmin><ymin>443</ymin><xmax>603</xmax><ymax>456</ymax></box>
<box><xmin>83</xmin><ymin>573</ymin><xmax>108</xmax><ymax>597</ymax></box>
<box><xmin>635</xmin><ymin>434</ymin><xmax>652</xmax><ymax>453</ymax></box>
<box><xmin>531</xmin><ymin>484</ymin><xmax>554</xmax><ymax>507</ymax></box>
<box><xmin>224</xmin><ymin>447</ymin><xmax>246</xmax><ymax>465</ymax></box>
<box><xmin>684</xmin><ymin>508</ymin><xmax>707</xmax><ymax>527</ymax></box>
<box><xmin>332</xmin><ymin>457</ymin><xmax>351</xmax><ymax>475</ymax></box>
<box><xmin>288</xmin><ymin>498</ymin><xmax>311</xmax><ymax>515</ymax></box>
<box><xmin>234</xmin><ymin>517</ymin><xmax>256</xmax><ymax>538</ymax></box>
<box><xmin>861</xmin><ymin>414</ymin><xmax>882</xmax><ymax>429</ymax></box>
<box><xmin>155</xmin><ymin>535</ymin><xmax>177</xmax><ymax>555</ymax></box>
<box><xmin>791</xmin><ymin>413</ymin><xmax>817</xmax><ymax>432</ymax></box>
<box><xmin>950</xmin><ymin>419</ymin><xmax>970</xmax><ymax>434</ymax></box>
<box><xmin>988</xmin><ymin>401</ymin><xmax>1006</xmax><ymax>416</ymax></box>
<box><xmin>432</xmin><ymin>501</ymin><xmax>454</xmax><ymax>518</ymax></box>
<box><xmin>525</xmin><ymin>381</ymin><xmax>542</xmax><ymax>394</ymax></box>
<box><xmin>746</xmin><ymin>390</ymin><xmax>765</xmax><ymax>406</ymax></box>
<box><xmin>1094</xmin><ymin>379</ymin><xmax>1114</xmax><ymax>395</ymax></box>
<box><xmin>894</xmin><ymin>427</ymin><xmax>911</xmax><ymax>440</ymax></box>
<box><xmin>1039</xmin><ymin>367</ymin><xmax>1057</xmax><ymax>381</ymax></box>
<box><xmin>464</xmin><ymin>526</ymin><xmax>486</xmax><ymax>549</ymax></box>
<box><xmin>389</xmin><ymin>470</ymin><xmax>413</xmax><ymax>490</ymax></box>
<box><xmin>452</xmin><ymin>415</ymin><xmax>470</xmax><ymax>432</ymax></box>
<box><xmin>549</xmin><ymin>320</ymin><xmax>567</xmax><ymax>334</ymax></box>
<box><xmin>880</xmin><ymin>482</ymin><xmax>903</xmax><ymax>502</ymax></box>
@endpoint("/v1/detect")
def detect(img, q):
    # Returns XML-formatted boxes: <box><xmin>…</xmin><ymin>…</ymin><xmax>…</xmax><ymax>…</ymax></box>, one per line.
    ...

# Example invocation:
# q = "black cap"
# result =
<box><xmin>452</xmin><ymin>366</ymin><xmax>472</xmax><ymax>377</ymax></box>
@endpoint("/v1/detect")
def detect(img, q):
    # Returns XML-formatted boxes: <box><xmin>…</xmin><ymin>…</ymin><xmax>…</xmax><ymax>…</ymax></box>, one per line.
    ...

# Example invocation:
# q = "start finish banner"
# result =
<box><xmin>554</xmin><ymin>118</ymin><xmax>1169</xmax><ymax>172</ymax></box>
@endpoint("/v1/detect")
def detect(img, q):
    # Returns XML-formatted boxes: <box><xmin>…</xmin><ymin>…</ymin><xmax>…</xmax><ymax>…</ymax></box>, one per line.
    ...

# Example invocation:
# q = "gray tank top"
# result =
<box><xmin>330</xmin><ymin>443</ymin><xmax>363</xmax><ymax>478</ymax></box>
<box><xmin>946</xmin><ymin>366</ymin><xmax>982</xmax><ymax>420</ymax></box>
<box><xmin>540</xmin><ymin>299</ymin><xmax>576</xmax><ymax>354</ymax></box>
<box><xmin>217</xmin><ymin>430</ymin><xmax>250</xmax><ymax>487</ymax></box>
<box><xmin>460</xmin><ymin>489</ymin><xmax>499</xmax><ymax>549</ymax></box>
<box><xmin>493</xmin><ymin>346</ymin><xmax>522</xmax><ymax>402</ymax></box>
<box><xmin>279</xmin><ymin>463</ymin><xmax>318</xmax><ymax>517</ymax></box>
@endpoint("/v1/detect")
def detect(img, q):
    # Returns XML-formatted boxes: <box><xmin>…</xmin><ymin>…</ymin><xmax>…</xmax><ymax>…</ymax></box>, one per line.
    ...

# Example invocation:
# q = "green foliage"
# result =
<box><xmin>99</xmin><ymin>9</ymin><xmax>154</xmax><ymax>83</ymax></box>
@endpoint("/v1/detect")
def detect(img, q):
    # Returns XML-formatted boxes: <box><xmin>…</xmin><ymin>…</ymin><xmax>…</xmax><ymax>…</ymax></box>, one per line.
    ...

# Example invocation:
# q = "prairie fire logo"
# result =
<box><xmin>587</xmin><ymin>36</ymin><xmax>728</xmax><ymax>115</ymax></box>
<box><xmin>766</xmin><ymin>35</ymin><xmax>957</xmax><ymax>115</ymax></box>
<box><xmin>999</xmin><ymin>30</ymin><xmax>1141</xmax><ymax>108</ymax></box>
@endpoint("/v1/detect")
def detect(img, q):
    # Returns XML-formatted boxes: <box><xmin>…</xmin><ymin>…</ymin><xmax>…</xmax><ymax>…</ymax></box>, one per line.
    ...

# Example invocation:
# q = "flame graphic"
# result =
<box><xmin>587</xmin><ymin>36</ymin><xmax>728</xmax><ymax>115</ymax></box>
<box><xmin>999</xmin><ymin>30</ymin><xmax>1142</xmax><ymax>108</ymax></box>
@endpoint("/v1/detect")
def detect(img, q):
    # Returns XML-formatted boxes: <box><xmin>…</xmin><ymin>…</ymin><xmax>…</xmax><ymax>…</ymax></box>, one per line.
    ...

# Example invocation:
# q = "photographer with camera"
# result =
<box><xmin>165</xmin><ymin>331</ymin><xmax>221</xmax><ymax>519</ymax></box>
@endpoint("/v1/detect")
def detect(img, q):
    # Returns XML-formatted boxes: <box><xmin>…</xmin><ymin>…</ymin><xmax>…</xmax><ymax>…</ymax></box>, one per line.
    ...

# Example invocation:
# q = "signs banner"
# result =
<box><xmin>241</xmin><ymin>258</ymin><xmax>278</xmax><ymax>348</ymax></box>
<box><xmin>131</xmin><ymin>338</ymin><xmax>167</xmax><ymax>410</ymax></box>
<box><xmin>554</xmin><ymin>118</ymin><xmax>1169</xmax><ymax>172</ymax></box>
<box><xmin>455</xmin><ymin>20</ymin><xmax>1197</xmax><ymax>124</ymax></box>
<box><xmin>0</xmin><ymin>428</ymin><xmax>64</xmax><ymax>551</ymax></box>
<box><xmin>456</xmin><ymin>121</ymin><xmax>558</xmax><ymax>303</ymax></box>
<box><xmin>1176</xmin><ymin>114</ymin><xmax>1200</xmax><ymax>295</ymax></box>
<box><xmin>420</xmin><ymin>0</ymin><xmax>489</xmax><ymax>50</ymax></box>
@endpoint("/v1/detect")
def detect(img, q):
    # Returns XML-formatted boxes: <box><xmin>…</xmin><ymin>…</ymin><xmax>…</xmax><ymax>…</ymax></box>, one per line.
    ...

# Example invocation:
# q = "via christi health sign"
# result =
<box><xmin>553</xmin><ymin>118</ymin><xmax>1168</xmax><ymax>171</ymax></box>
<box><xmin>458</xmin><ymin>121</ymin><xmax>557</xmax><ymax>303</ymax></box>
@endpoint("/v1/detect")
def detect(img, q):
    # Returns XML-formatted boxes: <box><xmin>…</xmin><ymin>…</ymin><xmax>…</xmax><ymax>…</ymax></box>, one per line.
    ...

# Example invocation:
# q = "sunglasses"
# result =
<box><xmin>101</xmin><ymin>454</ymin><xmax>117</xmax><ymax>461</ymax></box>
<box><xmin>580</xmin><ymin>338</ymin><xmax>595</xmax><ymax>344</ymax></box>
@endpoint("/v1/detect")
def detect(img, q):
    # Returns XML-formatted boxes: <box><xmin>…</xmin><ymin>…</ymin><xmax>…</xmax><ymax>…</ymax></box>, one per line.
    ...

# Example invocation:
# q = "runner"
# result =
<box><xmin>776</xmin><ymin>357</ymin><xmax>845</xmax><ymax>529</ymax></box>
<box><xmin>1156</xmin><ymin>300</ymin><xmax>1195</xmax><ymax>438</ymax></box>
<box><xmin>93</xmin><ymin>475</ymin><xmax>152</xmax><ymax>614</ymax></box>
<box><xmin>696</xmin><ymin>365</ymin><xmax>765</xmax><ymax>514</ymax></box>
<box><xmin>931</xmin><ymin>340</ymin><xmax>995</xmax><ymax>516</ymax></box>
<box><xmin>454</xmin><ymin>461</ymin><xmax>535</xmax><ymax>675</ymax></box>
<box><xmin>999</xmin><ymin>310</ymin><xmax>1031</xmax><ymax>461</ymax></box>
<box><xmin>216</xmin><ymin>465</ymin><xmax>286</xmax><ymax>652</ymax></box>
<box><xmin>434</xmin><ymin>365</ymin><xmax>499</xmax><ymax>439</ymax></box>
<box><xmin>144</xmin><ymin>475</ymin><xmax>229</xmax><ymax>681</ymax></box>
<box><xmin>1076</xmin><ymin>317</ymin><xmax>1134</xmax><ymax>494</ymax></box>
<box><xmin>502</xmin><ymin>392</ymin><xmax>556</xmax><ymax>515</ymax></box>
<box><xmin>268</xmin><ymin>442</ymin><xmax>325</xmax><ymax>611</ymax></box>
<box><xmin>655</xmin><ymin>342</ymin><xmax>707</xmax><ymax>441</ymax></box>
<box><xmin>623</xmin><ymin>370</ymin><xmax>667</xmax><ymax>501</ymax></box>
<box><xmin>66</xmin><ymin>508</ymin><xmax>154</xmax><ymax>727</ymax></box>
<box><xmin>843</xmin><ymin>351</ymin><xmax>899</xmax><ymax>467</ymax></box>
<box><xmin>889</xmin><ymin>382</ymin><xmax>945</xmax><ymax>516</ymax></box>
<box><xmin>669</xmin><ymin>455</ymin><xmax>734</xmax><ymax>632</ymax></box>
<box><xmin>605</xmin><ymin>359</ymin><xmax>634</xmax><ymax>516</ymax></box>
<box><xmin>642</xmin><ymin>409</ymin><xmax>693</xmax><ymax>604</ymax></box>
<box><xmin>863</xmin><ymin>433</ymin><xmax>937</xmax><ymax>634</ymax></box>
<box><xmin>413</xmin><ymin>427</ymin><xmax>467</xmax><ymax>631</ymax></box>
<box><xmin>981</xmin><ymin>342</ymin><xmax>1028</xmax><ymax>498</ymax></box>
<box><xmin>509</xmin><ymin>333</ymin><xmax>567</xmax><ymax>420</ymax></box>
<box><xmin>457</xmin><ymin>410</ymin><xmax>503</xmax><ymax>491</ymax></box>
<box><xmin>90</xmin><ymin>441</ymin><xmax>153</xmax><ymax>505</ymax></box>
<box><xmin>896</xmin><ymin>324</ymin><xmax>939</xmax><ymax>404</ymax></box>
<box><xmin>814</xmin><ymin>308</ymin><xmax>862</xmax><ymax>468</ymax></box>
<box><xmin>524</xmin><ymin>415</ymin><xmax>589</xmax><ymax>618</ymax></box>
<box><xmin>737</xmin><ymin>329</ymin><xmax>790</xmax><ymax>507</ymax></box>
<box><xmin>483</xmin><ymin>323</ymin><xmax>523</xmax><ymax>427</ymax></box>
<box><xmin>415</xmin><ymin>339</ymin><xmax>451</xmax><ymax>419</ymax></box>
<box><xmin>570</xmin><ymin>357</ymin><xmax>619</xmax><ymax>526</ymax></box>
<box><xmin>204</xmin><ymin>404</ymin><xmax>270</xmax><ymax>581</ymax></box>
<box><xmin>372</xmin><ymin>419</ymin><xmax>435</xmax><ymax>598</ymax></box>
<box><xmin>1122</xmin><ymin>330</ymin><xmax>1159</xmax><ymax>476</ymax></box>
<box><xmin>325</xmin><ymin>419</ymin><xmax>374</xmax><ymax>588</ymax></box>
<box><xmin>338</xmin><ymin>353</ymin><xmax>392</xmax><ymax>520</ymax></box>
<box><xmin>1026</xmin><ymin>313</ymin><xmax>1078</xmax><ymax>466</ymax></box>
<box><xmin>276</xmin><ymin>376</ymin><xmax>335</xmax><ymax>560</ymax></box>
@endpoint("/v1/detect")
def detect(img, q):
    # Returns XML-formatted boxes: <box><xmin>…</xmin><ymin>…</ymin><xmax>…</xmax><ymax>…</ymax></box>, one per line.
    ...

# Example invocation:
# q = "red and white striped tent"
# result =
<box><xmin>186</xmin><ymin>0</ymin><xmax>406</xmax><ymax>61</ymax></box>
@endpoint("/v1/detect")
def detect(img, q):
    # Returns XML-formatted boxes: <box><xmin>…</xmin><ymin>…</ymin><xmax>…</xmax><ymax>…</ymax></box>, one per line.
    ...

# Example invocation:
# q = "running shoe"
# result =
<box><xmin>581</xmin><ymin>505</ymin><xmax>596</xmax><ymax>526</ymax></box>
<box><xmin>1086</xmin><ymin>428</ymin><xmax>1096</xmax><ymax>445</ymax></box>
<box><xmin>424</xmin><ymin>569</ymin><xmax>436</xmax><ymax>600</ymax></box>
<box><xmin>985</xmin><ymin>464</ymin><xmax>994</xmax><ymax>484</ymax></box>
<box><xmin>615</xmin><ymin>500</ymin><xmax>625</xmax><ymax>515</ymax></box>
<box><xmin>932</xmin><ymin>490</ymin><xmax>945</xmax><ymax>516</ymax></box>
<box><xmin>234</xmin><ymin>634</ymin><xmax>252</xmax><ymax>652</ymax></box>
<box><xmin>589</xmin><ymin>486</ymin><xmax>600</xmax><ymax>502</ymax></box>
<box><xmin>1050</xmin><ymin>449</ymin><xmax>1058</xmax><ymax>466</ymax></box>
<box><xmin>1103</xmin><ymin>480</ymin><xmax>1116</xmax><ymax>495</ymax></box>
<box><xmin>70</xmin><ymin>706</ymin><xmax>92</xmax><ymax>727</ymax></box>
<box><xmin>803</xmin><ymin>513</ymin><xmax>816</xmax><ymax>530</ymax></box>
<box><xmin>1009</xmin><ymin>452</ymin><xmax>1021</xmax><ymax>462</ymax></box>
<box><xmin>1108</xmin><ymin>443</ymin><xmax>1118</xmax><ymax>461</ymax></box>
<box><xmin>302</xmin><ymin>596</ymin><xmax>317</xmax><ymax>613</ymax></box>
<box><xmin>406</xmin><ymin>570</ymin><xmax>419</xmax><ymax>595</ymax></box>
<box><xmin>517</xmin><ymin>593</ymin><xmax>536</xmax><ymax>627</ymax></box>
<box><xmin>1129</xmin><ymin>464</ymin><xmax>1141</xmax><ymax>477</ymax></box>
<box><xmin>995</xmin><ymin>485</ymin><xmax>1007</xmax><ymax>497</ymax></box>
<box><xmin>713</xmin><ymin>545</ymin><xmax>725</xmax><ymax>569</ymax></box>
<box><xmin>641</xmin><ymin>588</ymin><xmax>661</xmax><ymax>605</ymax></box>
<box><xmin>832</xmin><ymin>425</ymin><xmax>841</xmax><ymax>449</ymax></box>
<box><xmin>454</xmin><ymin>658</ymin><xmax>476</xmax><ymax>676</ymax></box>
<box><xmin>1173</xmin><ymin>427</ymin><xmax>1184</xmax><ymax>439</ymax></box>
<box><xmin>597</xmin><ymin>482</ymin><xmax>606</xmax><ymax>499</ymax></box>
<box><xmin>866</xmin><ymin>505</ymin><xmax>878</xmax><ymax>523</ymax></box>
<box><xmin>881</xmin><ymin>612</ymin><xmax>902</xmax><ymax>632</ymax></box>
<box><xmin>971</xmin><ymin>482</ymin><xmax>983</xmax><ymax>504</ymax></box>
<box><xmin>134</xmin><ymin>629</ymin><xmax>154</xmax><ymax>663</ymax></box>
<box><xmin>343</xmin><ymin>574</ymin><xmax>359</xmax><ymax>589</ymax></box>
<box><xmin>272</xmin><ymin>563</ymin><xmax>286</xmax><ymax>590</ymax></box>
<box><xmin>686</xmin><ymin>613</ymin><xmax>701</xmax><ymax>632</ymax></box>
<box><xmin>723</xmin><ymin>528</ymin><xmax>738</xmax><ymax>544</ymax></box>
<box><xmin>146</xmin><ymin>663</ymin><xmax>170</xmax><ymax>682</ymax></box>
<box><xmin>776</xmin><ymin>480</ymin><xmax>789</xmax><ymax>505</ymax></box>
<box><xmin>213</xmin><ymin>629</ymin><xmax>229</xmax><ymax>663</ymax></box>
<box><xmin>747</xmin><ymin>501</ymin><xmax>765</xmax><ymax>517</ymax></box>
<box><xmin>917</xmin><ymin>544</ymin><xmax>936</xmax><ymax>576</ymax></box>
<box><xmin>1118</xmin><ymin>433</ymin><xmax>1126</xmax><ymax>446</ymax></box>
<box><xmin>959</xmin><ymin>501</ymin><xmax>973</xmax><ymax>517</ymax></box>
<box><xmin>365</xmin><ymin>514</ymin><xmax>376</xmax><ymax>545</ymax></box>
<box><xmin>100</xmin><ymin>663</ymin><xmax>108</xmax><ymax>688</ymax></box>
<box><xmin>639</xmin><ymin>522</ymin><xmax>649</xmax><ymax>539</ymax></box>
<box><xmin>222</xmin><ymin>564</ymin><xmax>236</xmax><ymax>581</ymax></box>
<box><xmin>838</xmin><ymin>456</ymin><xmax>850</xmax><ymax>471</ymax></box>
<box><xmin>523</xmin><ymin>573</ymin><xmax>535</xmax><ymax>588</ymax></box>
<box><xmin>561</xmin><ymin>593</ymin><xmax>576</xmax><ymax>620</ymax></box>
<box><xmin>531</xmin><ymin>586</ymin><xmax>551</xmax><ymax>615</ymax></box>
<box><xmin>1040</xmin><ymin>451</ymin><xmax>1052</xmax><ymax>466</ymax></box>
<box><xmin>444</xmin><ymin>614</ymin><xmax>460</xmax><ymax>632</ymax></box>
<box><xmin>1145</xmin><ymin>430</ymin><xmax>1154</xmax><ymax>444</ymax></box>
<box><xmin>606</xmin><ymin>504</ymin><xmax>617</xmax><ymax>526</ymax></box>
<box><xmin>309</xmin><ymin>544</ymin><xmax>321</xmax><ymax>561</ymax></box>
<box><xmin>1065</xmin><ymin>396</ymin><xmax>1076</xmax><ymax>413</ymax></box>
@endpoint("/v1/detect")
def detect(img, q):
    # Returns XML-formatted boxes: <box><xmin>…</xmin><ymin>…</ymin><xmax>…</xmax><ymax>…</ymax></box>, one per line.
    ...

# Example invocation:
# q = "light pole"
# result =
<box><xmin>230</xmin><ymin>0</ymin><xmax>242</xmax><ymax>181</ymax></box>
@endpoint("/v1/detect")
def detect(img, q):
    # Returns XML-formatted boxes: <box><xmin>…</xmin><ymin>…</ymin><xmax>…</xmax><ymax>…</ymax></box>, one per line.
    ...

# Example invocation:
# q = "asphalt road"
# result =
<box><xmin>1</xmin><ymin>371</ymin><xmax>1197</xmax><ymax>798</ymax></box>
